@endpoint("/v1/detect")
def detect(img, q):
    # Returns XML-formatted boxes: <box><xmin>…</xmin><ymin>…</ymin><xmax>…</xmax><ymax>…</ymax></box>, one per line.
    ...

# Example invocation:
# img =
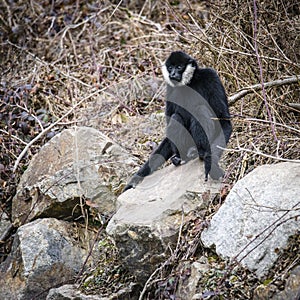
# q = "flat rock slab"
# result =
<box><xmin>107</xmin><ymin>159</ymin><xmax>221</xmax><ymax>282</ymax></box>
<box><xmin>201</xmin><ymin>162</ymin><xmax>300</xmax><ymax>278</ymax></box>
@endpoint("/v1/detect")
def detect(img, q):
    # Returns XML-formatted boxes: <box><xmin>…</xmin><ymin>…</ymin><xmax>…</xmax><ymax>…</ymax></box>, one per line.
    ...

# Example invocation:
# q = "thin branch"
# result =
<box><xmin>250</xmin><ymin>118</ymin><xmax>300</xmax><ymax>134</ymax></box>
<box><xmin>228</xmin><ymin>75</ymin><xmax>300</xmax><ymax>105</ymax></box>
<box><xmin>0</xmin><ymin>129</ymin><xmax>28</xmax><ymax>145</ymax></box>
<box><xmin>236</xmin><ymin>213</ymin><xmax>300</xmax><ymax>264</ymax></box>
<box><xmin>219</xmin><ymin>197</ymin><xmax>300</xmax><ymax>287</ymax></box>
<box><xmin>139</xmin><ymin>208</ymin><xmax>185</xmax><ymax>300</ymax></box>
<box><xmin>138</xmin><ymin>262</ymin><xmax>165</xmax><ymax>300</ymax></box>
<box><xmin>220</xmin><ymin>145</ymin><xmax>300</xmax><ymax>163</ymax></box>
<box><xmin>288</xmin><ymin>103</ymin><xmax>300</xmax><ymax>110</ymax></box>
<box><xmin>75</xmin><ymin>217</ymin><xmax>110</xmax><ymax>282</ymax></box>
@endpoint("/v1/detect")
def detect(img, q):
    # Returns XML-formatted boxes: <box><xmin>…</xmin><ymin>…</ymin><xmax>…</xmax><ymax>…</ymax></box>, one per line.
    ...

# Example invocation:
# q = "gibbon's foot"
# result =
<box><xmin>123</xmin><ymin>174</ymin><xmax>144</xmax><ymax>192</ymax></box>
<box><xmin>171</xmin><ymin>155</ymin><xmax>182</xmax><ymax>166</ymax></box>
<box><xmin>209</xmin><ymin>163</ymin><xmax>225</xmax><ymax>180</ymax></box>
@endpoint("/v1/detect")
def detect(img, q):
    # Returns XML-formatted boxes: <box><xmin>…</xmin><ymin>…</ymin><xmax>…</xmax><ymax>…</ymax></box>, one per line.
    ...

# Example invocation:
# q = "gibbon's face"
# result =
<box><xmin>162</xmin><ymin>51</ymin><xmax>196</xmax><ymax>87</ymax></box>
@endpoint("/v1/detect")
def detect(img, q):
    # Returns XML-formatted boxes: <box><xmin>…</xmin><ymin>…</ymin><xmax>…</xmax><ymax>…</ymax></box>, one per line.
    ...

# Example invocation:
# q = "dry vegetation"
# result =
<box><xmin>0</xmin><ymin>0</ymin><xmax>299</xmax><ymax>298</ymax></box>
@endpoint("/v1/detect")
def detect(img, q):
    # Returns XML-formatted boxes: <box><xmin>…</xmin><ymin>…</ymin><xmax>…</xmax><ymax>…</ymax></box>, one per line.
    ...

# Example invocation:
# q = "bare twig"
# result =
<box><xmin>288</xmin><ymin>103</ymin><xmax>300</xmax><ymax>110</ymax></box>
<box><xmin>138</xmin><ymin>262</ymin><xmax>165</xmax><ymax>300</ymax></box>
<box><xmin>238</xmin><ymin>117</ymin><xmax>300</xmax><ymax>134</ymax></box>
<box><xmin>219</xmin><ymin>196</ymin><xmax>300</xmax><ymax>287</ymax></box>
<box><xmin>2</xmin><ymin>0</ymin><xmax>12</xmax><ymax>28</ymax></box>
<box><xmin>75</xmin><ymin>218</ymin><xmax>110</xmax><ymax>282</ymax></box>
<box><xmin>139</xmin><ymin>208</ymin><xmax>185</xmax><ymax>300</ymax></box>
<box><xmin>228</xmin><ymin>75</ymin><xmax>300</xmax><ymax>105</ymax></box>
<box><xmin>236</xmin><ymin>212</ymin><xmax>300</xmax><ymax>264</ymax></box>
<box><xmin>220</xmin><ymin>145</ymin><xmax>300</xmax><ymax>163</ymax></box>
<box><xmin>0</xmin><ymin>129</ymin><xmax>28</xmax><ymax>145</ymax></box>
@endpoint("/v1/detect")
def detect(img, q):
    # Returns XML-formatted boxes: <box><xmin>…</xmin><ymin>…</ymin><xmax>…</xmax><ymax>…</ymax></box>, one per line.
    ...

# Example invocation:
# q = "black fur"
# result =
<box><xmin>123</xmin><ymin>51</ymin><xmax>232</xmax><ymax>191</ymax></box>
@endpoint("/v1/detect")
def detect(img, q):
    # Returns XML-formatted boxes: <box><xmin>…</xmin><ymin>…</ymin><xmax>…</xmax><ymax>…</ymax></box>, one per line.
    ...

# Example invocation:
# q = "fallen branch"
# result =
<box><xmin>288</xmin><ymin>102</ymin><xmax>300</xmax><ymax>110</ymax></box>
<box><xmin>228</xmin><ymin>75</ymin><xmax>300</xmax><ymax>105</ymax></box>
<box><xmin>13</xmin><ymin>88</ymin><xmax>106</xmax><ymax>172</ymax></box>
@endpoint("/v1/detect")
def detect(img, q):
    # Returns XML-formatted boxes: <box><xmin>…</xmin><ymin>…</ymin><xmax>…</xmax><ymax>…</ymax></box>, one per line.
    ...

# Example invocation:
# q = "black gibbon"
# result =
<box><xmin>124</xmin><ymin>51</ymin><xmax>232</xmax><ymax>191</ymax></box>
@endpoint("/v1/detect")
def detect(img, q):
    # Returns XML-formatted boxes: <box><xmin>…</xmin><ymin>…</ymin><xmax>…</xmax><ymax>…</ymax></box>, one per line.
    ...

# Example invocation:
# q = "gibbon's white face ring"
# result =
<box><xmin>181</xmin><ymin>63</ymin><xmax>196</xmax><ymax>85</ymax></box>
<box><xmin>162</xmin><ymin>64</ymin><xmax>175</xmax><ymax>87</ymax></box>
<box><xmin>162</xmin><ymin>63</ymin><xmax>195</xmax><ymax>87</ymax></box>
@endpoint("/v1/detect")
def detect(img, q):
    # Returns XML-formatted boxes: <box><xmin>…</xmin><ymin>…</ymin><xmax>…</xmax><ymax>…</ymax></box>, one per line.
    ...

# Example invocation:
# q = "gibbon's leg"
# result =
<box><xmin>209</xmin><ymin>120</ymin><xmax>230</xmax><ymax>180</ymax></box>
<box><xmin>188</xmin><ymin>120</ymin><xmax>211</xmax><ymax>181</ymax></box>
<box><xmin>191</xmin><ymin>106</ymin><xmax>226</xmax><ymax>181</ymax></box>
<box><xmin>123</xmin><ymin>138</ymin><xmax>173</xmax><ymax>191</ymax></box>
<box><xmin>166</xmin><ymin>113</ymin><xmax>184</xmax><ymax>166</ymax></box>
<box><xmin>203</xmin><ymin>152</ymin><xmax>212</xmax><ymax>181</ymax></box>
<box><xmin>166</xmin><ymin>113</ymin><xmax>196</xmax><ymax>166</ymax></box>
<box><xmin>220</xmin><ymin>119</ymin><xmax>233</xmax><ymax>146</ymax></box>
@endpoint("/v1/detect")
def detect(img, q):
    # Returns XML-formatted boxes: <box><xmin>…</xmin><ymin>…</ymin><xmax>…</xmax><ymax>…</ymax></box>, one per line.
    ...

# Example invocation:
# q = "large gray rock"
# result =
<box><xmin>107</xmin><ymin>159</ymin><xmax>221</xmax><ymax>282</ymax></box>
<box><xmin>12</xmin><ymin>126</ymin><xmax>137</xmax><ymax>227</ymax></box>
<box><xmin>0</xmin><ymin>218</ymin><xmax>89</xmax><ymax>300</ymax></box>
<box><xmin>201</xmin><ymin>162</ymin><xmax>300</xmax><ymax>278</ymax></box>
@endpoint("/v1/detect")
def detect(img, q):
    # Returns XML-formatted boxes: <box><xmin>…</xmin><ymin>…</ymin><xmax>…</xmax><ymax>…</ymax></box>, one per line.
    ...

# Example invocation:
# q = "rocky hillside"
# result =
<box><xmin>0</xmin><ymin>0</ymin><xmax>299</xmax><ymax>299</ymax></box>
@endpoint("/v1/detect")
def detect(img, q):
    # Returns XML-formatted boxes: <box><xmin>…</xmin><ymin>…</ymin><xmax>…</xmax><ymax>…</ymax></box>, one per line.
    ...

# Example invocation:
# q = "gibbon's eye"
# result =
<box><xmin>167</xmin><ymin>65</ymin><xmax>173</xmax><ymax>72</ymax></box>
<box><xmin>176</xmin><ymin>65</ymin><xmax>183</xmax><ymax>70</ymax></box>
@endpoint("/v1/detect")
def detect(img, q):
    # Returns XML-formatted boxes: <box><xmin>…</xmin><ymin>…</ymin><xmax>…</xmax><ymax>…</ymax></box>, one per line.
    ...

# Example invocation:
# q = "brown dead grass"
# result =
<box><xmin>0</xmin><ymin>0</ymin><xmax>299</xmax><ymax>298</ymax></box>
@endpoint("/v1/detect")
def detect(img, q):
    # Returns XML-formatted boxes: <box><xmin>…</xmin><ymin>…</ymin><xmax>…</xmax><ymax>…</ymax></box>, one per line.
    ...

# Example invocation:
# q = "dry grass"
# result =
<box><xmin>0</xmin><ymin>0</ymin><xmax>299</xmax><ymax>298</ymax></box>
